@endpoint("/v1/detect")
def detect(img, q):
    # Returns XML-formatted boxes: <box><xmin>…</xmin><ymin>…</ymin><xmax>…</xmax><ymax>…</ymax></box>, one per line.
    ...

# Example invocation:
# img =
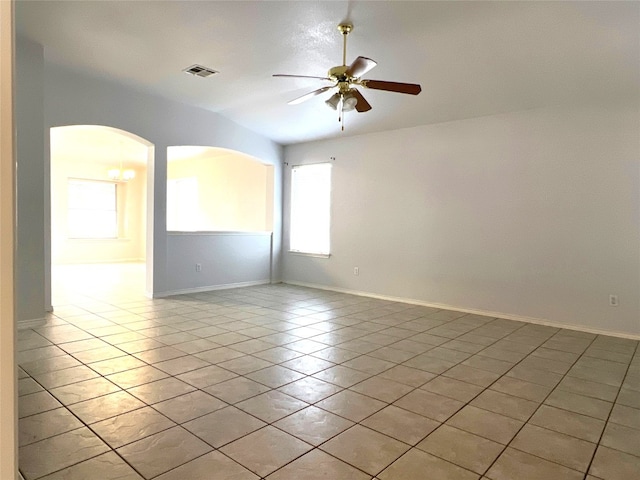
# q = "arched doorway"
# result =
<box><xmin>49</xmin><ymin>125</ymin><xmax>154</xmax><ymax>305</ymax></box>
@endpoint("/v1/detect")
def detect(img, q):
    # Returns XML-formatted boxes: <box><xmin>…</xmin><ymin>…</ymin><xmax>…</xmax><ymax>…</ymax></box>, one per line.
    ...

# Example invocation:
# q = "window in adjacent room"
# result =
<box><xmin>289</xmin><ymin>163</ymin><xmax>332</xmax><ymax>255</ymax></box>
<box><xmin>67</xmin><ymin>179</ymin><xmax>118</xmax><ymax>238</ymax></box>
<box><xmin>167</xmin><ymin>176</ymin><xmax>199</xmax><ymax>231</ymax></box>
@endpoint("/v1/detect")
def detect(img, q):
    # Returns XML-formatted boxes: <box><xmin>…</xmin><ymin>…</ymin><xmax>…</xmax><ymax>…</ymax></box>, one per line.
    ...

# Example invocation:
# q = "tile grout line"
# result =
<box><xmin>477</xmin><ymin>330</ymin><xmax>600</xmax><ymax>479</ymax></box>
<box><xmin>580</xmin><ymin>340</ymin><xmax>639</xmax><ymax>480</ymax></box>
<box><xmin>358</xmin><ymin>319</ymin><xmax>554</xmax><ymax>478</ymax></box>
<box><xmin>18</xmin><ymin>286</ymin><xmax>640</xmax><ymax>480</ymax></box>
<box><xmin>149</xmin><ymin>306</ymin><xmax>510</xmax><ymax>478</ymax></box>
<box><xmin>267</xmin><ymin>312</ymin><xmax>541</xmax><ymax>478</ymax></box>
<box><xmin>19</xmin><ymin>302</ymin><xmax>552</xmax><ymax>479</ymax></box>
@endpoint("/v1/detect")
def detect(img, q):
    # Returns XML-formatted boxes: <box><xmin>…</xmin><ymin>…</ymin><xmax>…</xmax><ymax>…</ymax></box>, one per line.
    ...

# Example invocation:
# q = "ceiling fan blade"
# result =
<box><xmin>345</xmin><ymin>56</ymin><xmax>377</xmax><ymax>78</ymax></box>
<box><xmin>351</xmin><ymin>88</ymin><xmax>372</xmax><ymax>112</ymax></box>
<box><xmin>288</xmin><ymin>86</ymin><xmax>335</xmax><ymax>105</ymax></box>
<box><xmin>363</xmin><ymin>80</ymin><xmax>422</xmax><ymax>95</ymax></box>
<box><xmin>274</xmin><ymin>74</ymin><xmax>331</xmax><ymax>81</ymax></box>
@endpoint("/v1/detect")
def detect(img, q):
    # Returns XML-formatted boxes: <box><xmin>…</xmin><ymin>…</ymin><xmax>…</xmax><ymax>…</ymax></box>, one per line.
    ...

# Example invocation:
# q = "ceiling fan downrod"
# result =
<box><xmin>337</xmin><ymin>23</ymin><xmax>353</xmax><ymax>67</ymax></box>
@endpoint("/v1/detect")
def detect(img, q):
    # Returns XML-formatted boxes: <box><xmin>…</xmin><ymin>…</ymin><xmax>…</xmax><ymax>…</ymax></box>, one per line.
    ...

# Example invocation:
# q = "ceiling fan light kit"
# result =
<box><xmin>326</xmin><ymin>91</ymin><xmax>357</xmax><ymax>112</ymax></box>
<box><xmin>274</xmin><ymin>23</ymin><xmax>422</xmax><ymax>131</ymax></box>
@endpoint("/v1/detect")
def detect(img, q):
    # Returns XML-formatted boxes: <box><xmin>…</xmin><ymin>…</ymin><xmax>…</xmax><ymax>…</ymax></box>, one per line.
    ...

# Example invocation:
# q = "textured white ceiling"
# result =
<box><xmin>17</xmin><ymin>1</ymin><xmax>639</xmax><ymax>145</ymax></box>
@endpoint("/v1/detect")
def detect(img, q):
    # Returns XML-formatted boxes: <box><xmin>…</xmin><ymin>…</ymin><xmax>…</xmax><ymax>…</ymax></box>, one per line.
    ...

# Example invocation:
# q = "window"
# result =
<box><xmin>67</xmin><ymin>179</ymin><xmax>117</xmax><ymax>239</ymax></box>
<box><xmin>167</xmin><ymin>177</ymin><xmax>199</xmax><ymax>231</ymax></box>
<box><xmin>290</xmin><ymin>163</ymin><xmax>332</xmax><ymax>255</ymax></box>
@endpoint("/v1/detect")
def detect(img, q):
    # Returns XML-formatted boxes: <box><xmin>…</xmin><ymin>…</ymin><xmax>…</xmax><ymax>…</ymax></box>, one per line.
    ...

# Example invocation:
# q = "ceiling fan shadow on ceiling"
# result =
<box><xmin>273</xmin><ymin>23</ymin><xmax>421</xmax><ymax>131</ymax></box>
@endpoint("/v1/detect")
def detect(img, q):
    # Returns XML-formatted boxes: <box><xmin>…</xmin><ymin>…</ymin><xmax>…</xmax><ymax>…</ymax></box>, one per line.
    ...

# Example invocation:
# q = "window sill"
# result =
<box><xmin>168</xmin><ymin>231</ymin><xmax>272</xmax><ymax>236</ymax></box>
<box><xmin>288</xmin><ymin>251</ymin><xmax>331</xmax><ymax>258</ymax></box>
<box><xmin>67</xmin><ymin>238</ymin><xmax>131</xmax><ymax>242</ymax></box>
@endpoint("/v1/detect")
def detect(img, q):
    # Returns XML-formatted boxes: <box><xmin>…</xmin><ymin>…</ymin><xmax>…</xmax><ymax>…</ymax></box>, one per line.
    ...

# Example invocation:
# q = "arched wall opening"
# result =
<box><xmin>49</xmin><ymin>125</ymin><xmax>154</xmax><ymax>302</ymax></box>
<box><xmin>162</xmin><ymin>146</ymin><xmax>274</xmax><ymax>295</ymax></box>
<box><xmin>166</xmin><ymin>146</ymin><xmax>274</xmax><ymax>232</ymax></box>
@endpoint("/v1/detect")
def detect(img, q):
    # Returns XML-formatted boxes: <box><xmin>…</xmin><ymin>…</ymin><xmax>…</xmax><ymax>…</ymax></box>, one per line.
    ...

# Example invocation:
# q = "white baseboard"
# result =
<box><xmin>17</xmin><ymin>317</ymin><xmax>47</xmax><ymax>330</ymax></box>
<box><xmin>153</xmin><ymin>279</ymin><xmax>272</xmax><ymax>298</ymax></box>
<box><xmin>284</xmin><ymin>281</ymin><xmax>640</xmax><ymax>341</ymax></box>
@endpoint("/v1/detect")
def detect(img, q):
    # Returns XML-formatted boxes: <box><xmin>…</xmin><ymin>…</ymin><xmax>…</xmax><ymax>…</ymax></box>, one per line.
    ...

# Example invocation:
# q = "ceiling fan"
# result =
<box><xmin>273</xmin><ymin>23</ymin><xmax>422</xmax><ymax>131</ymax></box>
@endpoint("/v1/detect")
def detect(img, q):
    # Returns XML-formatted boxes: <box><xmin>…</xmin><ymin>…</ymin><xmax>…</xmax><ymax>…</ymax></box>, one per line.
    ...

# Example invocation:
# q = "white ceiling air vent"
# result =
<box><xmin>183</xmin><ymin>64</ymin><xmax>219</xmax><ymax>78</ymax></box>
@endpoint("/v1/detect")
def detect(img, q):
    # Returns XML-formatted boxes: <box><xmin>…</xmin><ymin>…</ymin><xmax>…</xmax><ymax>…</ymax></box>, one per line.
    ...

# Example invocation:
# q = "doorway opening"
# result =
<box><xmin>49</xmin><ymin>125</ymin><xmax>154</xmax><ymax>306</ymax></box>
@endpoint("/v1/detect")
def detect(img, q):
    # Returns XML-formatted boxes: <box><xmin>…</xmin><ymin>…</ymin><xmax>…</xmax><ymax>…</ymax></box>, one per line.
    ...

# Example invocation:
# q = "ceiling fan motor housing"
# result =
<box><xmin>328</xmin><ymin>66</ymin><xmax>357</xmax><ymax>96</ymax></box>
<box><xmin>328</xmin><ymin>65</ymin><xmax>349</xmax><ymax>81</ymax></box>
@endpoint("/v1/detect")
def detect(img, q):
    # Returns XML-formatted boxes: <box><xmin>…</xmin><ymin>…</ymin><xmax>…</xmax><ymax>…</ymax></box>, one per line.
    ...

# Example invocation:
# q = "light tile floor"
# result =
<box><xmin>17</xmin><ymin>273</ymin><xmax>640</xmax><ymax>479</ymax></box>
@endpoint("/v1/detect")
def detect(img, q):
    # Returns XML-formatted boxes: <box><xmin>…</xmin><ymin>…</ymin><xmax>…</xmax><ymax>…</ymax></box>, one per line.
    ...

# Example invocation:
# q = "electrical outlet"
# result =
<box><xmin>196</xmin><ymin>263</ymin><xmax>202</xmax><ymax>272</ymax></box>
<box><xmin>353</xmin><ymin>267</ymin><xmax>359</xmax><ymax>276</ymax></box>
<box><xmin>609</xmin><ymin>294</ymin><xmax>619</xmax><ymax>307</ymax></box>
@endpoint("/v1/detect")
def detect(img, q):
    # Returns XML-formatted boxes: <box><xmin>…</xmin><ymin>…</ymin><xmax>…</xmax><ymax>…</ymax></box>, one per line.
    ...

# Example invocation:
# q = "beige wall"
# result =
<box><xmin>167</xmin><ymin>148</ymin><xmax>273</xmax><ymax>232</ymax></box>
<box><xmin>1</xmin><ymin>1</ymin><xmax>17</xmax><ymax>477</ymax></box>
<box><xmin>51</xmin><ymin>128</ymin><xmax>147</xmax><ymax>264</ymax></box>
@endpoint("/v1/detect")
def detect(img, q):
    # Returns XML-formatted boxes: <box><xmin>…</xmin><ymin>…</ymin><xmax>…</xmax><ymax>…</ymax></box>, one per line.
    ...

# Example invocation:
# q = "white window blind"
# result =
<box><xmin>290</xmin><ymin>163</ymin><xmax>331</xmax><ymax>255</ymax></box>
<box><xmin>68</xmin><ymin>179</ymin><xmax>117</xmax><ymax>239</ymax></box>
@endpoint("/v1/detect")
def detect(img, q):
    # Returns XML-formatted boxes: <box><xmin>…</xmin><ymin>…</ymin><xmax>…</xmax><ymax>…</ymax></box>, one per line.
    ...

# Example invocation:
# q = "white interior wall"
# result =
<box><xmin>164</xmin><ymin>232</ymin><xmax>272</xmax><ymax>295</ymax></box>
<box><xmin>283</xmin><ymin>102</ymin><xmax>640</xmax><ymax>337</ymax></box>
<box><xmin>15</xmin><ymin>36</ymin><xmax>44</xmax><ymax>323</ymax></box>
